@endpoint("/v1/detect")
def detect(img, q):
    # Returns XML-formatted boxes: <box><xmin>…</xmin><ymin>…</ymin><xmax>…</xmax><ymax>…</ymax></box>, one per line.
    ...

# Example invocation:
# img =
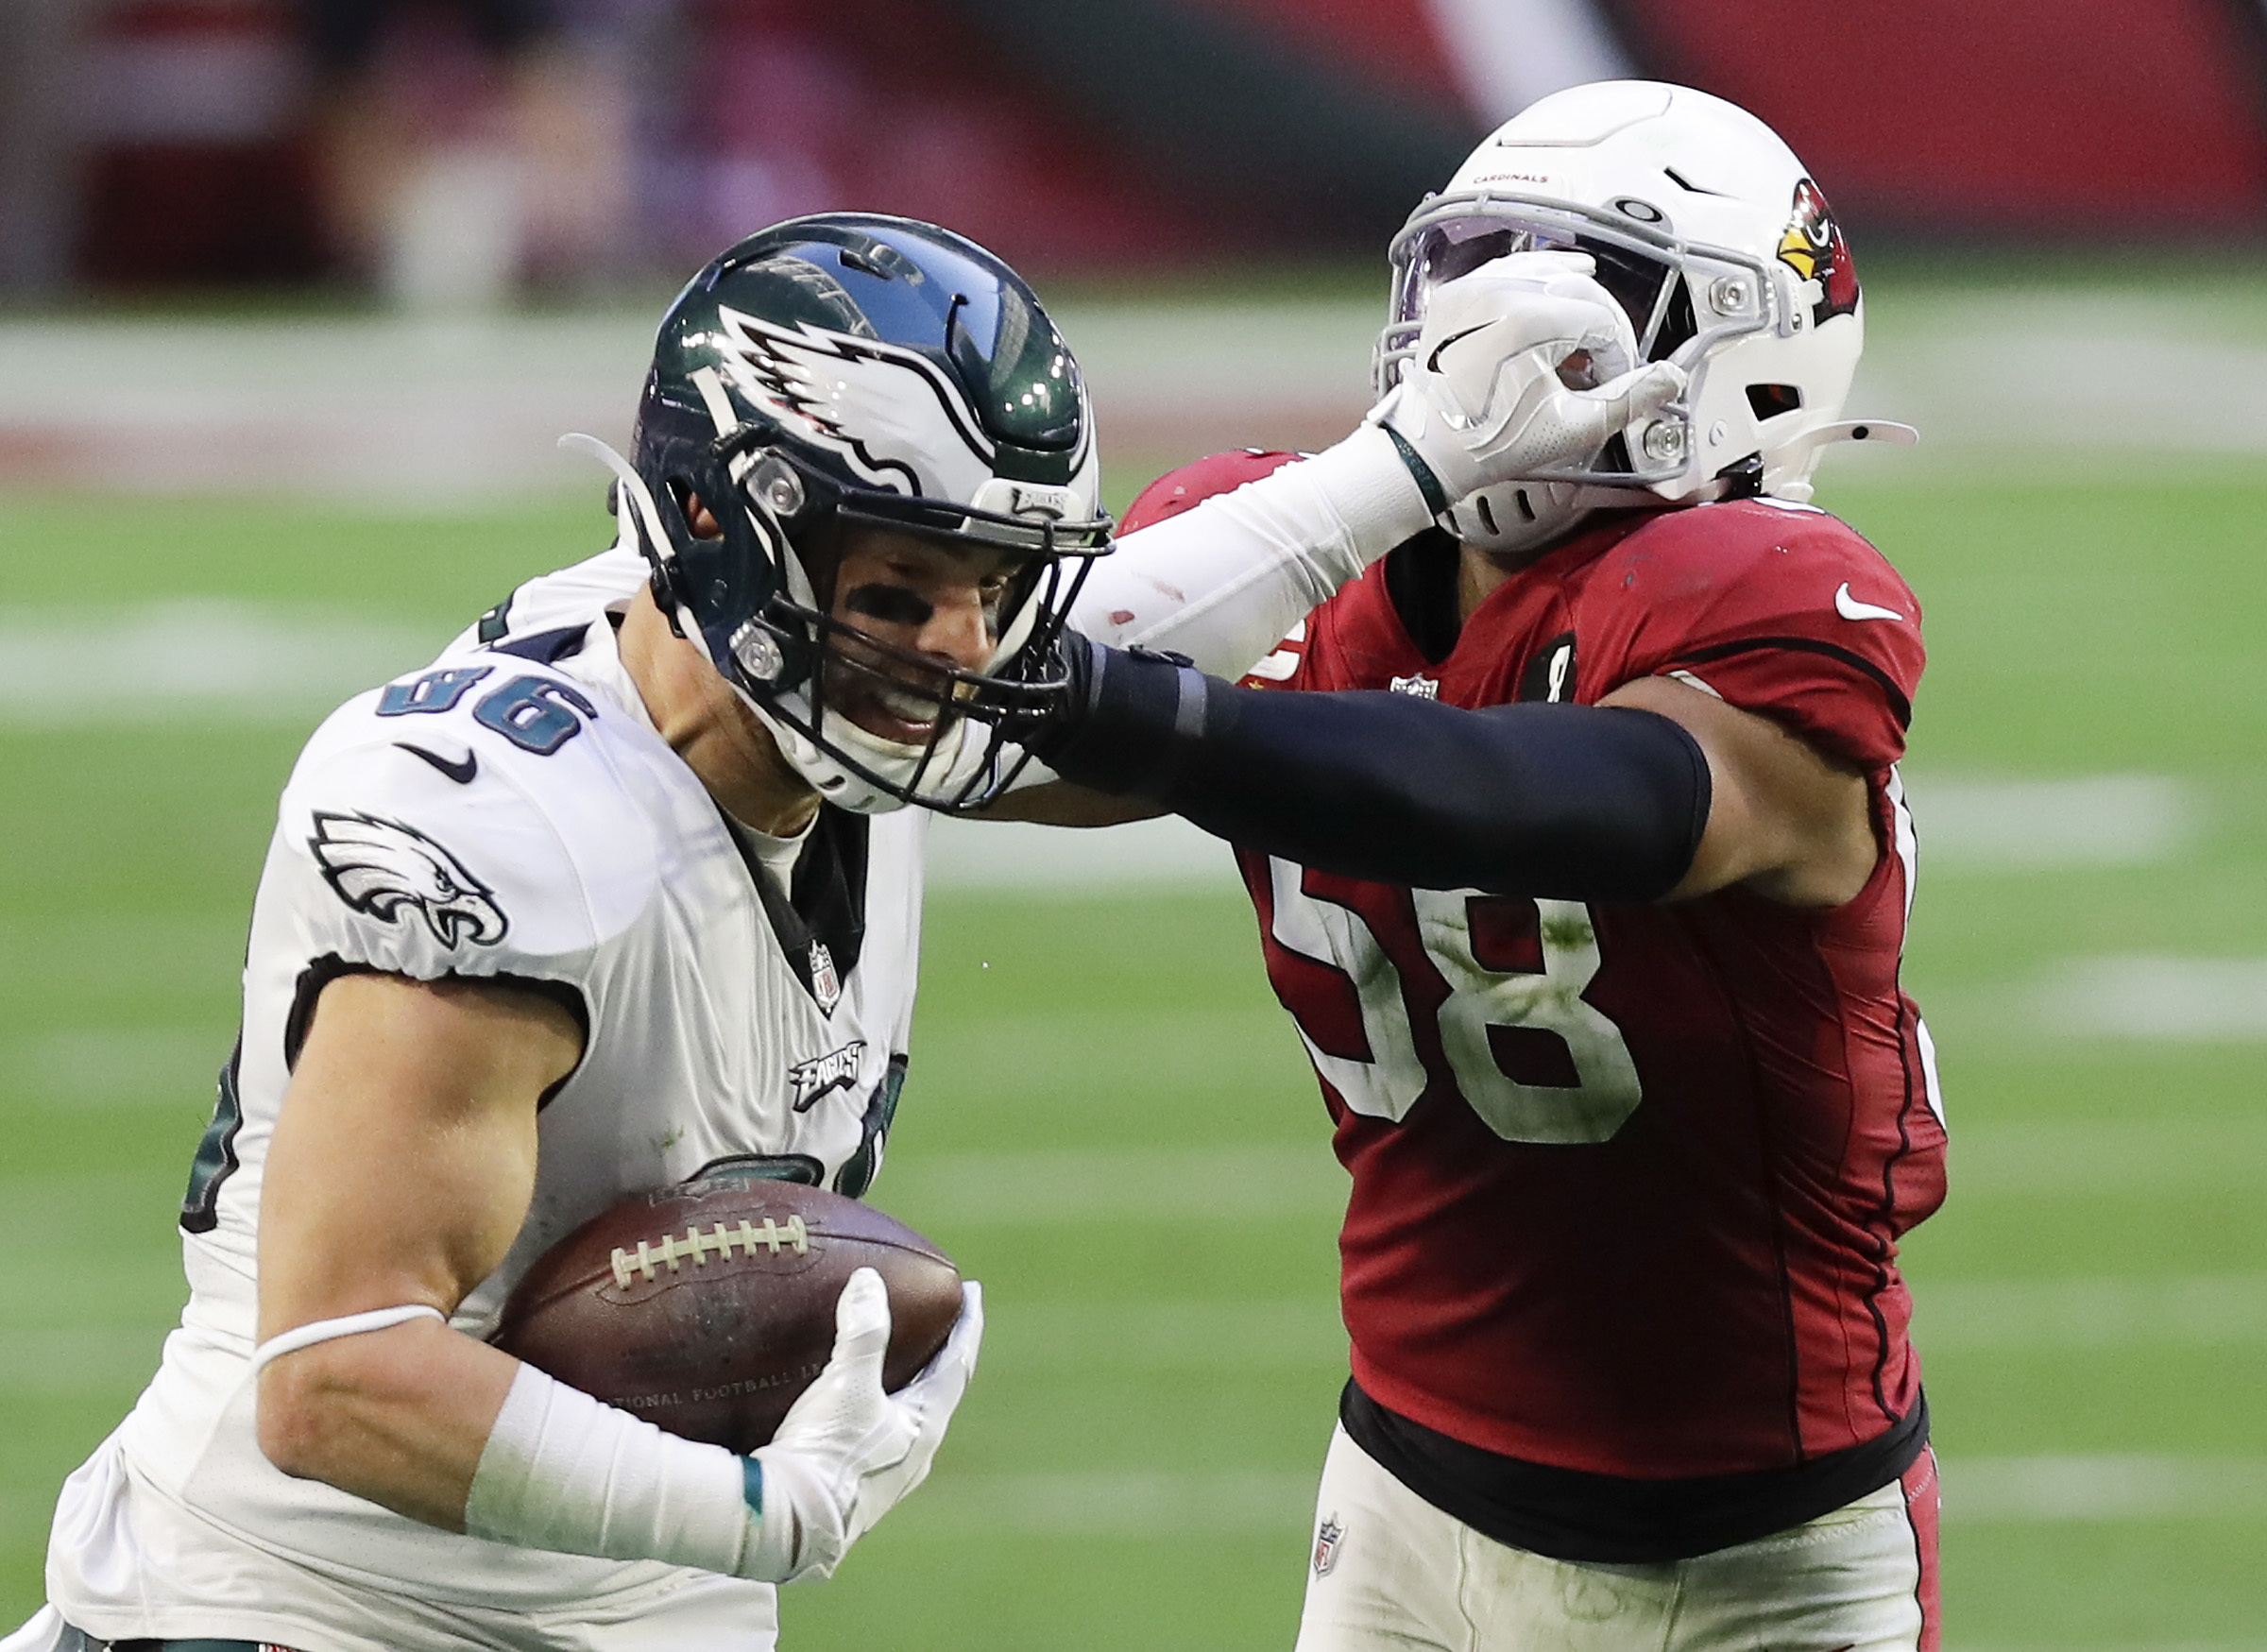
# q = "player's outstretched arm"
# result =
<box><xmin>1017</xmin><ymin>642</ymin><xmax>1878</xmax><ymax>909</ymax></box>
<box><xmin>1063</xmin><ymin>252</ymin><xmax>1684</xmax><ymax>685</ymax></box>
<box><xmin>1597</xmin><ymin>673</ymin><xmax>1878</xmax><ymax>907</ymax></box>
<box><xmin>995</xmin><ymin>254</ymin><xmax>1681</xmax><ymax>829</ymax></box>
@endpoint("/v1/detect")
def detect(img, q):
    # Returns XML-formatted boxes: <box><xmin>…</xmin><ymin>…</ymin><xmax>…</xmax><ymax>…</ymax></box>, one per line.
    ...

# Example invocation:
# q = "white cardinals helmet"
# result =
<box><xmin>1375</xmin><ymin>80</ymin><xmax>1913</xmax><ymax>552</ymax></box>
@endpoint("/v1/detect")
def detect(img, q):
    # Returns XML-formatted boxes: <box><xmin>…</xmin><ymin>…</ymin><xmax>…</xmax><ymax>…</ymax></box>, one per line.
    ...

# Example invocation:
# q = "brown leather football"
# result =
<box><xmin>491</xmin><ymin>1175</ymin><xmax>962</xmax><ymax>1454</ymax></box>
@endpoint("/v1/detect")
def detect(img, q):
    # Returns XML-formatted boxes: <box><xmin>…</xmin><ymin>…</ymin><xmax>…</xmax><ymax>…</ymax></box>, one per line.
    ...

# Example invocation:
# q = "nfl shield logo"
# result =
<box><xmin>1389</xmin><ymin>673</ymin><xmax>1439</xmax><ymax>699</ymax></box>
<box><xmin>1311</xmin><ymin>1513</ymin><xmax>1344</xmax><ymax>1576</ymax></box>
<box><xmin>808</xmin><ymin>939</ymin><xmax>842</xmax><ymax>1016</ymax></box>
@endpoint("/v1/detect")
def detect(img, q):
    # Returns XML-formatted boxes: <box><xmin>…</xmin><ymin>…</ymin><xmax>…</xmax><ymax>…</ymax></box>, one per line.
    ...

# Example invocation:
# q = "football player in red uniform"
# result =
<box><xmin>1016</xmin><ymin>82</ymin><xmax>1946</xmax><ymax>1651</ymax></box>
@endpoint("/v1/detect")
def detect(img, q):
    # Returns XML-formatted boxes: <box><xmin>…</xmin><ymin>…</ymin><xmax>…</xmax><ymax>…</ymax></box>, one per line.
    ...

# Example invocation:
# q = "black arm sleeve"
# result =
<box><xmin>1036</xmin><ymin>646</ymin><xmax>1712</xmax><ymax>903</ymax></box>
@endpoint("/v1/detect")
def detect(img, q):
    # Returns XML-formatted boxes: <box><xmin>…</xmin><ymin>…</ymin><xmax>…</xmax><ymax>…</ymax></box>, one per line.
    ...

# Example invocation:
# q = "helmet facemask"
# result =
<box><xmin>1377</xmin><ymin>197</ymin><xmax>1780</xmax><ymax>502</ymax></box>
<box><xmin>1372</xmin><ymin>82</ymin><xmax>1913</xmax><ymax>546</ymax></box>
<box><xmin>614</xmin><ymin>213</ymin><xmax>1115</xmax><ymax>815</ymax></box>
<box><xmin>644</xmin><ymin>424</ymin><xmax>1109</xmax><ymax>816</ymax></box>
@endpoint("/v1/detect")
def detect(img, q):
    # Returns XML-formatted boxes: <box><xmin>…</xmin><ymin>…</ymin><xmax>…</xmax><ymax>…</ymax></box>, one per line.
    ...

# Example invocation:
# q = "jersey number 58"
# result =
<box><xmin>1257</xmin><ymin>857</ymin><xmax>1643</xmax><ymax>1145</ymax></box>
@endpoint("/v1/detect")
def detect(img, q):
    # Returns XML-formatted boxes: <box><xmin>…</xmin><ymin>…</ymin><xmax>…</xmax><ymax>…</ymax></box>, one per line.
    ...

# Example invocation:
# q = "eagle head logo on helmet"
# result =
<box><xmin>557</xmin><ymin>213</ymin><xmax>1106</xmax><ymax>820</ymax></box>
<box><xmin>708</xmin><ymin>306</ymin><xmax>1004</xmax><ymax>504</ymax></box>
<box><xmin>568</xmin><ymin>213</ymin><xmax>1114</xmax><ymax>816</ymax></box>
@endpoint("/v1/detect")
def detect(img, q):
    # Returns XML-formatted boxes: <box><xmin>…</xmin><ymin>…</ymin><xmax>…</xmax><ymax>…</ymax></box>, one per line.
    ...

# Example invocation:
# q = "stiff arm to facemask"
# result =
<box><xmin>1371</xmin><ymin>250</ymin><xmax>1685</xmax><ymax>509</ymax></box>
<box><xmin>1066</xmin><ymin>252</ymin><xmax>1683</xmax><ymax>684</ymax></box>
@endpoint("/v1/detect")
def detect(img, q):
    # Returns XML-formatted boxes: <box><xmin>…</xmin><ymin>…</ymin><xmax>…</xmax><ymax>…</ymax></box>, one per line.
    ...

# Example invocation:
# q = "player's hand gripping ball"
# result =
<box><xmin>492</xmin><ymin>1177</ymin><xmax>963</xmax><ymax>1453</ymax></box>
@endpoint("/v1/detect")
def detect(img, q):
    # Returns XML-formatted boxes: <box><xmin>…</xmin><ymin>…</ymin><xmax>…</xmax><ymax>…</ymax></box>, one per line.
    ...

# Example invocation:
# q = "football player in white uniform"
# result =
<box><xmin>8</xmin><ymin>215</ymin><xmax>1095</xmax><ymax>1652</ymax></box>
<box><xmin>6</xmin><ymin>205</ymin><xmax>1679</xmax><ymax>1652</ymax></box>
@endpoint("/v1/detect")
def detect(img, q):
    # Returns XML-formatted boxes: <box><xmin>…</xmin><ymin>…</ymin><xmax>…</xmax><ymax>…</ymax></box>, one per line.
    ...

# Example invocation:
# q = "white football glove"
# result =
<box><xmin>743</xmin><ymin>1268</ymin><xmax>983</xmax><ymax>1583</ymax></box>
<box><xmin>1372</xmin><ymin>249</ymin><xmax>1687</xmax><ymax>505</ymax></box>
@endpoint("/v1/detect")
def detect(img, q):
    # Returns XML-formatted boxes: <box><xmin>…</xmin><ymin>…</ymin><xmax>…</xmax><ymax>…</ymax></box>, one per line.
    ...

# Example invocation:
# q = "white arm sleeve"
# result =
<box><xmin>1070</xmin><ymin>425</ymin><xmax>1432</xmax><ymax>680</ymax></box>
<box><xmin>465</xmin><ymin>1360</ymin><xmax>762</xmax><ymax>1575</ymax></box>
<box><xmin>464</xmin><ymin>1270</ymin><xmax>980</xmax><ymax>1584</ymax></box>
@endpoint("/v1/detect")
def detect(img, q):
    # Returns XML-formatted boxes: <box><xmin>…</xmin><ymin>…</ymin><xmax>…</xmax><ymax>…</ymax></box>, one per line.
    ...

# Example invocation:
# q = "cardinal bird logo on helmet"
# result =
<box><xmin>1777</xmin><ymin>178</ymin><xmax>1860</xmax><ymax>326</ymax></box>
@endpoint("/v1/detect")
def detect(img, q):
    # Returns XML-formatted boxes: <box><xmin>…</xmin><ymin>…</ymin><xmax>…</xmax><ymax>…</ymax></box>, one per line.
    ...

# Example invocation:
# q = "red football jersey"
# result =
<box><xmin>1234</xmin><ymin>497</ymin><xmax>1945</xmax><ymax>1481</ymax></box>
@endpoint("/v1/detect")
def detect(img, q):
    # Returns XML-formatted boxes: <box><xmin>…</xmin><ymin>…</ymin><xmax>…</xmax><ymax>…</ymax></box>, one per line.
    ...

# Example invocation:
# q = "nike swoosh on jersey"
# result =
<box><xmin>1833</xmin><ymin>582</ymin><xmax>1906</xmax><ymax>623</ymax></box>
<box><xmin>395</xmin><ymin>742</ymin><xmax>479</xmax><ymax>784</ymax></box>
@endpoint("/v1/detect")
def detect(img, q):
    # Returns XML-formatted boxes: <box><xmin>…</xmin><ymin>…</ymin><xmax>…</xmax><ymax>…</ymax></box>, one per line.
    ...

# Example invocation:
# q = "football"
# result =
<box><xmin>492</xmin><ymin>1175</ymin><xmax>962</xmax><ymax>1454</ymax></box>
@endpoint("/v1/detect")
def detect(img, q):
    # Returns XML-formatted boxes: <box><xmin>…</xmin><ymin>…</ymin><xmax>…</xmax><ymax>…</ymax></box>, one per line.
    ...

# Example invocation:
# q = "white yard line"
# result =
<box><xmin>1947</xmin><ymin>1116</ymin><xmax>2267</xmax><ymax>1192</ymax></box>
<box><xmin>1901</xmin><ymin>774</ymin><xmax>2195</xmax><ymax>871</ymax></box>
<box><xmin>7</xmin><ymin>288</ymin><xmax>2267</xmax><ymax>498</ymax></box>
<box><xmin>14</xmin><ymin>1028</ymin><xmax>2266</xmax><ymax>1198</ymax></box>
<box><xmin>885</xmin><ymin>1469</ymin><xmax>1318</xmax><ymax>1536</ymax></box>
<box><xmin>1856</xmin><ymin>289</ymin><xmax>2267</xmax><ymax>464</ymax></box>
<box><xmin>0</xmin><ymin>601</ymin><xmax>431</xmax><ymax>724</ymax></box>
<box><xmin>0</xmin><ymin>312</ymin><xmax>651</xmax><ymax>502</ymax></box>
<box><xmin>974</xmin><ymin>1276</ymin><xmax>2267</xmax><ymax>1365</ymax></box>
<box><xmin>1948</xmin><ymin>1456</ymin><xmax>2267</xmax><ymax>1521</ymax></box>
<box><xmin>880</xmin><ymin>1111</ymin><xmax>2267</xmax><ymax>1222</ymax></box>
<box><xmin>2032</xmin><ymin>955</ymin><xmax>2267</xmax><ymax>1040</ymax></box>
<box><xmin>879</xmin><ymin>1143</ymin><xmax>1346</xmax><ymax>1226</ymax></box>
<box><xmin>1918</xmin><ymin>1275</ymin><xmax>2267</xmax><ymax>1349</ymax></box>
<box><xmin>925</xmin><ymin>772</ymin><xmax>2201</xmax><ymax>891</ymax></box>
<box><xmin>977</xmin><ymin>1300</ymin><xmax>1346</xmax><ymax>1370</ymax></box>
<box><xmin>874</xmin><ymin>1455</ymin><xmax>2267</xmax><ymax>1539</ymax></box>
<box><xmin>8</xmin><ymin>1274</ymin><xmax>2259</xmax><ymax>1394</ymax></box>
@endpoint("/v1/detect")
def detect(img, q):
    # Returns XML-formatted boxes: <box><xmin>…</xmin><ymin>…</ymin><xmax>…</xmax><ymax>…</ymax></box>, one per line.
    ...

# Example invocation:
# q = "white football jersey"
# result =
<box><xmin>44</xmin><ymin>549</ymin><xmax>928</xmax><ymax>1651</ymax></box>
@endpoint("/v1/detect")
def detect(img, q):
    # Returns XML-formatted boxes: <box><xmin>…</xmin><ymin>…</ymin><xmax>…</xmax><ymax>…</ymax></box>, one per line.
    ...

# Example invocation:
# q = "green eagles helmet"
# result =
<box><xmin>588</xmin><ymin>213</ymin><xmax>1111</xmax><ymax>812</ymax></box>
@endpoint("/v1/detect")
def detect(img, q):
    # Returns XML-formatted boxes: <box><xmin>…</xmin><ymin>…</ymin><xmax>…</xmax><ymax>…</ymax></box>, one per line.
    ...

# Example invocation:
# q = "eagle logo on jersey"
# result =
<box><xmin>789</xmin><ymin>1038</ymin><xmax>866</xmax><ymax>1112</ymax></box>
<box><xmin>713</xmin><ymin>306</ymin><xmax>1000</xmax><ymax>501</ymax></box>
<box><xmin>309</xmin><ymin>811</ymin><xmax>508</xmax><ymax>948</ymax></box>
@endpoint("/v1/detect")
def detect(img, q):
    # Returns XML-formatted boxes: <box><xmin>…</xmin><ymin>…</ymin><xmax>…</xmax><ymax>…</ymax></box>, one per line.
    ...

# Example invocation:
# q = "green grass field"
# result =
<box><xmin>4</xmin><ymin>440</ymin><xmax>2265</xmax><ymax>1649</ymax></box>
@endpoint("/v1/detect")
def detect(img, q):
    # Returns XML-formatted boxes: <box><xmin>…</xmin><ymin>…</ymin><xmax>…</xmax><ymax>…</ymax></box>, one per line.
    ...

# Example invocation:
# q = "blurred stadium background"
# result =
<box><xmin>5</xmin><ymin>1</ymin><xmax>2267</xmax><ymax>1647</ymax></box>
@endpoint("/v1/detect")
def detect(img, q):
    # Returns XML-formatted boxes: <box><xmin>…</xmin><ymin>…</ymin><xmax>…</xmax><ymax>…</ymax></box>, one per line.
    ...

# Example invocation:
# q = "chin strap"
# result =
<box><xmin>1767</xmin><ymin>418</ymin><xmax>1920</xmax><ymax>502</ymax></box>
<box><xmin>1684</xmin><ymin>418</ymin><xmax>1922</xmax><ymax>506</ymax></box>
<box><xmin>556</xmin><ymin>432</ymin><xmax>1011</xmax><ymax>814</ymax></box>
<box><xmin>1791</xmin><ymin>418</ymin><xmax>1925</xmax><ymax>502</ymax></box>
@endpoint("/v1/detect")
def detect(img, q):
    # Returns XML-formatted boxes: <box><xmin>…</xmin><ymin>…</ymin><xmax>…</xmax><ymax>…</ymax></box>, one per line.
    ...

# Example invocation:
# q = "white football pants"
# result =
<box><xmin>1295</xmin><ymin>1423</ymin><xmax>1940</xmax><ymax>1652</ymax></box>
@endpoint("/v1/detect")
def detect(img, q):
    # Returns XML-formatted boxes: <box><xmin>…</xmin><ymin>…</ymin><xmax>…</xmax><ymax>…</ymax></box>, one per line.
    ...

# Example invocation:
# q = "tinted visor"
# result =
<box><xmin>1390</xmin><ymin>214</ymin><xmax>1681</xmax><ymax>360</ymax></box>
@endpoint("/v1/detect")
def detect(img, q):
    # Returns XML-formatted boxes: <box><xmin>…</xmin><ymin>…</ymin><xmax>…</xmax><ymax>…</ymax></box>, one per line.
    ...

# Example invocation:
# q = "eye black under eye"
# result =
<box><xmin>843</xmin><ymin>585</ymin><xmax>934</xmax><ymax>627</ymax></box>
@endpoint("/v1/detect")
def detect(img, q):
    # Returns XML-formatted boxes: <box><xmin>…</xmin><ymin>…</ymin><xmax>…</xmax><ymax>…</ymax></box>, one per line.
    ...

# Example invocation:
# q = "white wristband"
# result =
<box><xmin>250</xmin><ymin>1304</ymin><xmax>445</xmax><ymax>1373</ymax></box>
<box><xmin>465</xmin><ymin>1359</ymin><xmax>763</xmax><ymax>1576</ymax></box>
<box><xmin>1072</xmin><ymin>425</ymin><xmax>1431</xmax><ymax>680</ymax></box>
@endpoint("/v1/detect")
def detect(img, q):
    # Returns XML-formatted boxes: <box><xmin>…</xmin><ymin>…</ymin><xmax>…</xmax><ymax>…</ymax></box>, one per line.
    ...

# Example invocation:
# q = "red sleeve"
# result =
<box><xmin>1117</xmin><ymin>448</ymin><xmax>1302</xmax><ymax>533</ymax></box>
<box><xmin>1590</xmin><ymin>500</ymin><xmax>1925</xmax><ymax>769</ymax></box>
